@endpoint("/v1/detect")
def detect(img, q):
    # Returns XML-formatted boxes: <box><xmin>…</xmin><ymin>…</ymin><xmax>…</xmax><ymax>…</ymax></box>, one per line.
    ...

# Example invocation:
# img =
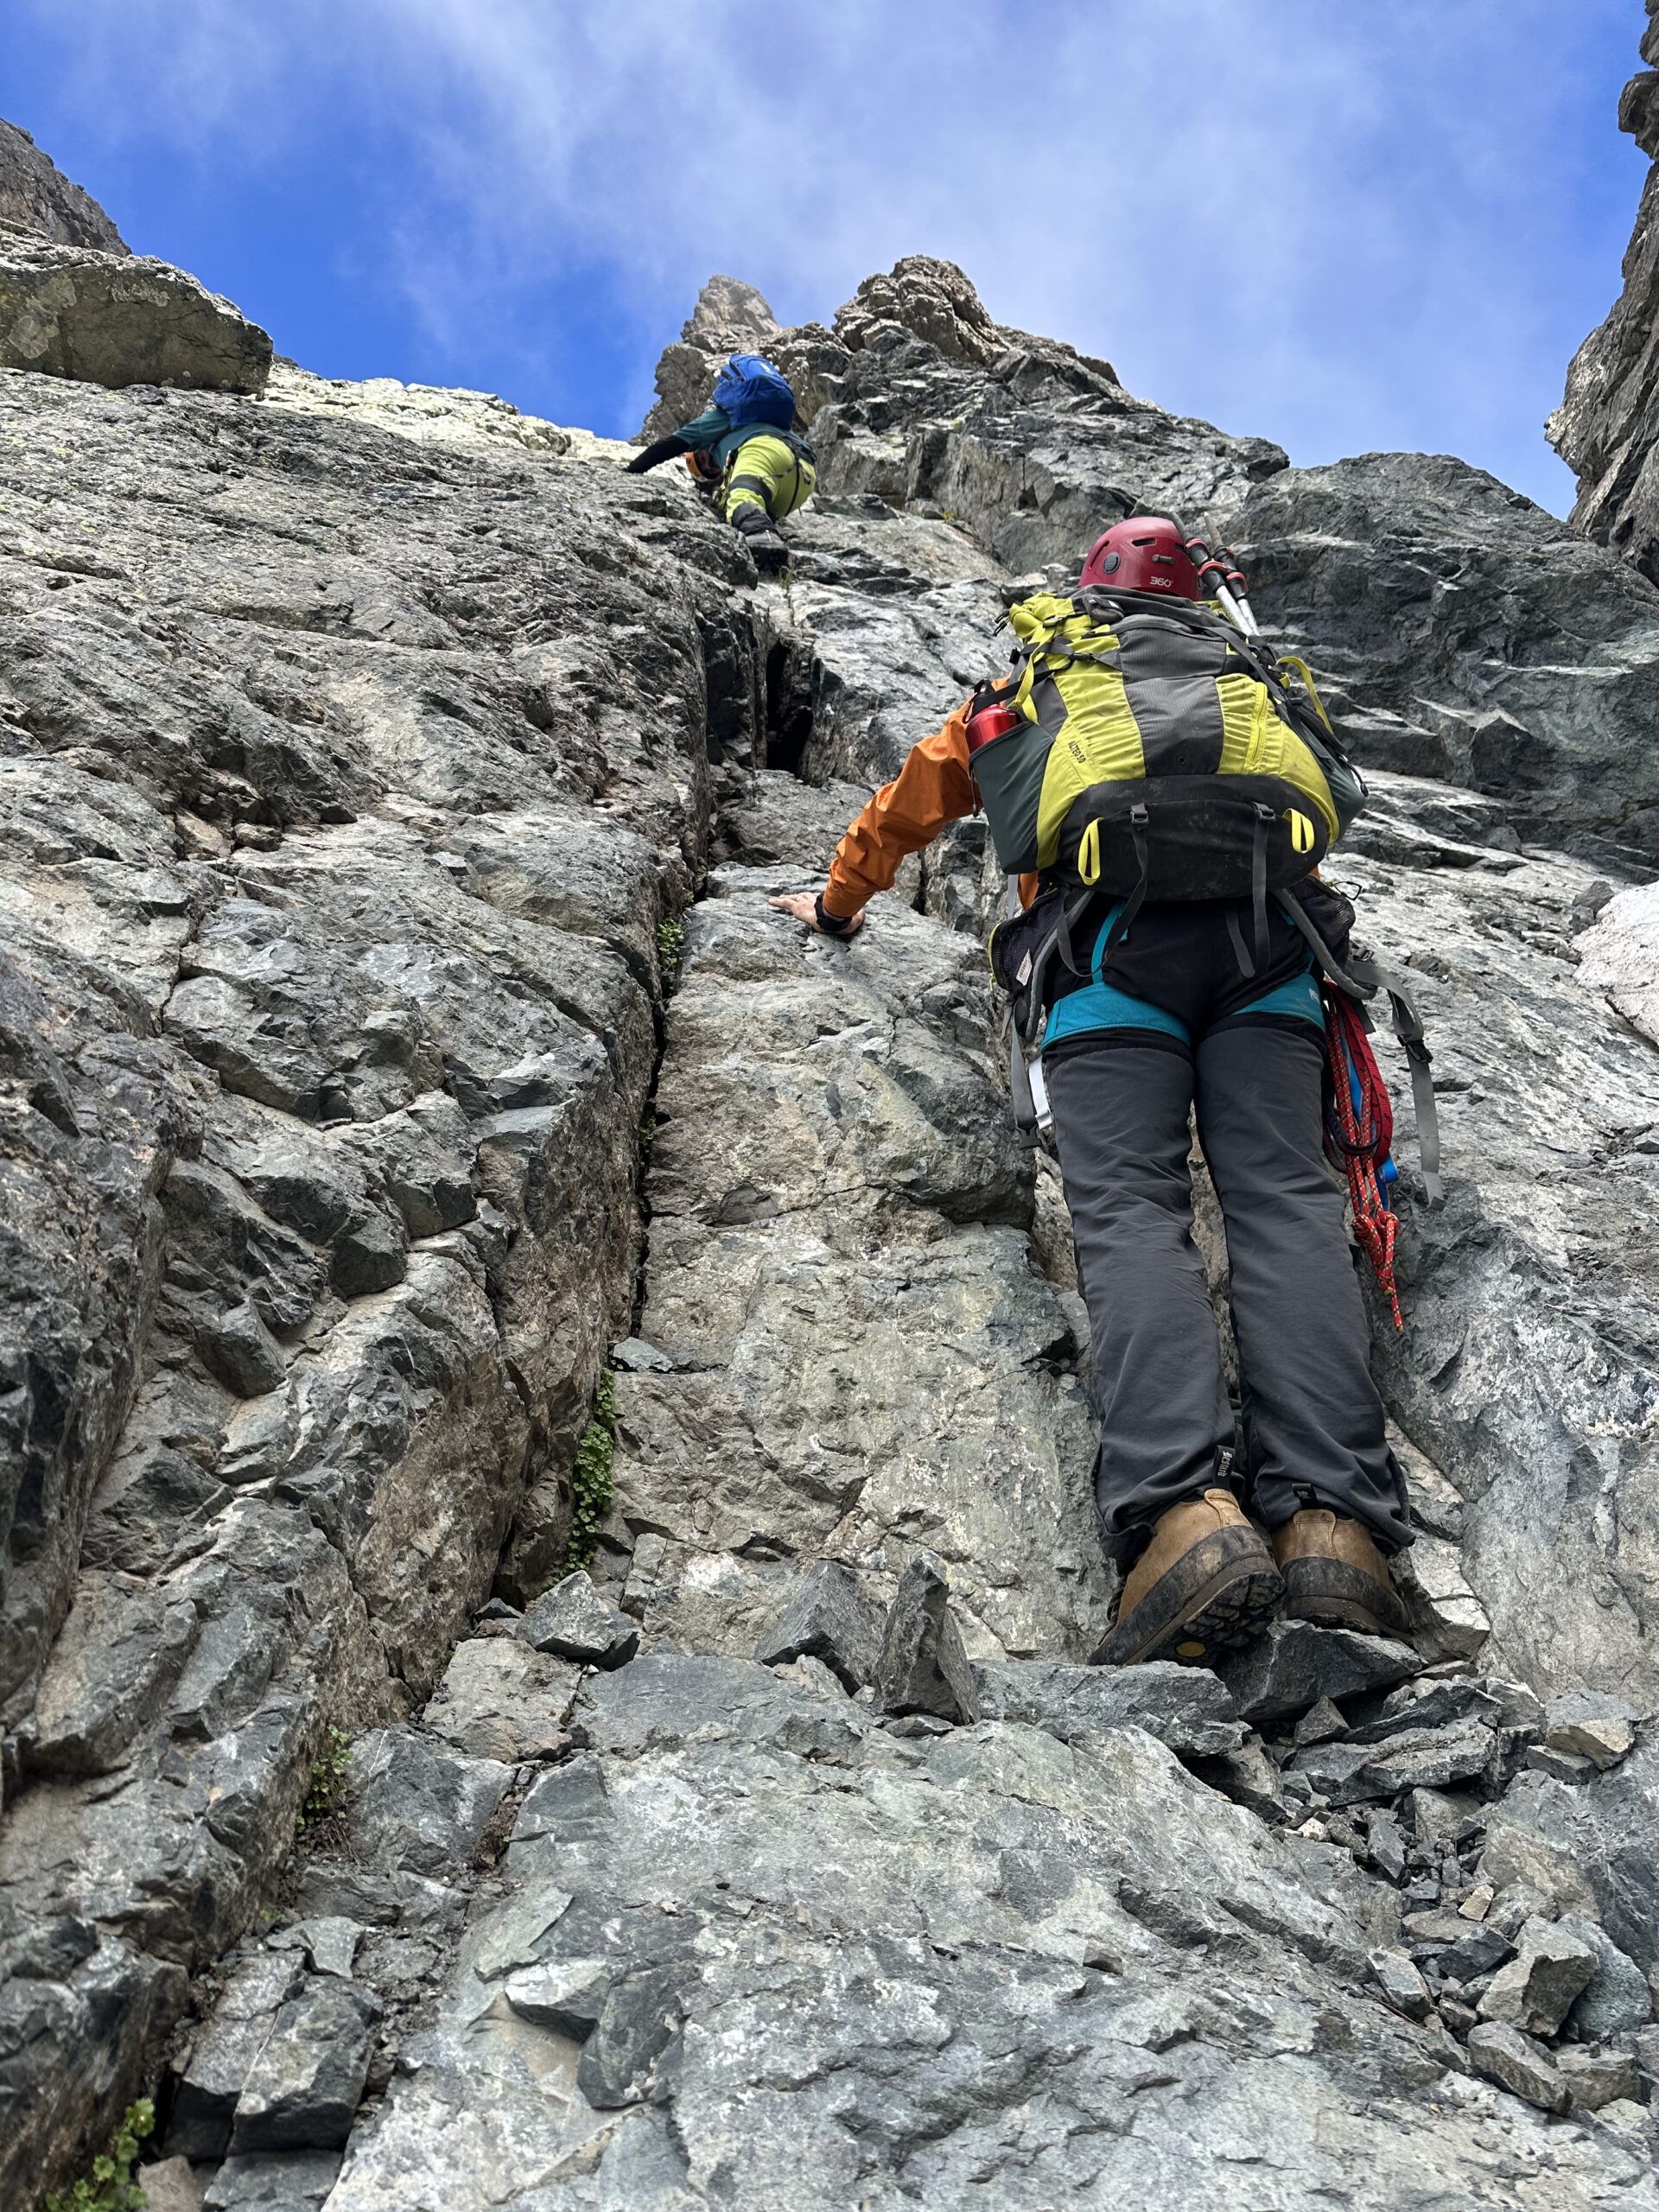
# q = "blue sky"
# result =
<box><xmin>2</xmin><ymin>1</ymin><xmax>1647</xmax><ymax>512</ymax></box>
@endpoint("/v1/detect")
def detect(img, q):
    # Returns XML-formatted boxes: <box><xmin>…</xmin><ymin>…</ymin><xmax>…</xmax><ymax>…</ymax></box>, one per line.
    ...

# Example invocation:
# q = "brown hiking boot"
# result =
<box><xmin>1272</xmin><ymin>1507</ymin><xmax>1408</xmax><ymax>1638</ymax></box>
<box><xmin>1090</xmin><ymin>1489</ymin><xmax>1282</xmax><ymax>1669</ymax></box>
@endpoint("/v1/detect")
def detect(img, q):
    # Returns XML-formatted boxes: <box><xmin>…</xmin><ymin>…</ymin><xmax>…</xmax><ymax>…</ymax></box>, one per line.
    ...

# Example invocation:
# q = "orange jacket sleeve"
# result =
<box><xmin>822</xmin><ymin>702</ymin><xmax>976</xmax><ymax>919</ymax></box>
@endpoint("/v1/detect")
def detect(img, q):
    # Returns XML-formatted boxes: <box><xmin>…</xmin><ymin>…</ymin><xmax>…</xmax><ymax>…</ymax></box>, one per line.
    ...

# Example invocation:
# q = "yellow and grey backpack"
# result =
<box><xmin>973</xmin><ymin>587</ymin><xmax>1366</xmax><ymax>966</ymax></box>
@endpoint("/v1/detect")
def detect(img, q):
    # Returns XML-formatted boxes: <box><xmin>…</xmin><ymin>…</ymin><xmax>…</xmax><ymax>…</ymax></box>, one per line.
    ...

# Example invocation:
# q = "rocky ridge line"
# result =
<box><xmin>1550</xmin><ymin>0</ymin><xmax>1659</xmax><ymax>576</ymax></box>
<box><xmin>0</xmin><ymin>118</ymin><xmax>128</xmax><ymax>254</ymax></box>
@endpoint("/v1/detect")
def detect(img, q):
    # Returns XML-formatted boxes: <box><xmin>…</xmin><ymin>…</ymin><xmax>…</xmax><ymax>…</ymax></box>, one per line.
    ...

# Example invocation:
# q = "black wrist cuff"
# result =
<box><xmin>814</xmin><ymin>893</ymin><xmax>855</xmax><ymax>936</ymax></box>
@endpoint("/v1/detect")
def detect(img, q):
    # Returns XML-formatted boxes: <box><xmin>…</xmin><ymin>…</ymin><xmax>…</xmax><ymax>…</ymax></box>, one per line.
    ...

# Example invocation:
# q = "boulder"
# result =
<box><xmin>1465</xmin><ymin>2022</ymin><xmax>1569</xmax><ymax>2113</ymax></box>
<box><xmin>976</xmin><ymin>1659</ymin><xmax>1244</xmax><ymax>1760</ymax></box>
<box><xmin>229</xmin><ymin>1979</ymin><xmax>379</xmax><ymax>2152</ymax></box>
<box><xmin>518</xmin><ymin>1572</ymin><xmax>639</xmax><ymax>1671</ymax></box>
<box><xmin>166</xmin><ymin>1953</ymin><xmax>300</xmax><ymax>2160</ymax></box>
<box><xmin>1543</xmin><ymin>1690</ymin><xmax>1639</xmax><ymax>1771</ymax></box>
<box><xmin>0</xmin><ymin>236</ymin><xmax>270</xmax><ymax>391</ymax></box>
<box><xmin>1556</xmin><ymin>2044</ymin><xmax>1643</xmax><ymax>2113</ymax></box>
<box><xmin>753</xmin><ymin>1560</ymin><xmax>885</xmax><ymax>1690</ymax></box>
<box><xmin>347</xmin><ymin>1729</ymin><xmax>513</xmax><ymax>1879</ymax></box>
<box><xmin>1563</xmin><ymin>1916</ymin><xmax>1654</xmax><ymax>2041</ymax></box>
<box><xmin>201</xmin><ymin>2150</ymin><xmax>341</xmax><ymax>2209</ymax></box>
<box><xmin>1477</xmin><ymin>1915</ymin><xmax>1599</xmax><ymax>2037</ymax></box>
<box><xmin>1370</xmin><ymin>1948</ymin><xmax>1433</xmax><ymax>2020</ymax></box>
<box><xmin>873</xmin><ymin>1553</ymin><xmax>979</xmax><ymax>1725</ymax></box>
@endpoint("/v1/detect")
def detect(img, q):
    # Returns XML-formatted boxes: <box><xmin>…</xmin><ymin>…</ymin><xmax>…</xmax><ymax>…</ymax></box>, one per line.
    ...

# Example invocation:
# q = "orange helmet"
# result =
<box><xmin>685</xmin><ymin>448</ymin><xmax>721</xmax><ymax>486</ymax></box>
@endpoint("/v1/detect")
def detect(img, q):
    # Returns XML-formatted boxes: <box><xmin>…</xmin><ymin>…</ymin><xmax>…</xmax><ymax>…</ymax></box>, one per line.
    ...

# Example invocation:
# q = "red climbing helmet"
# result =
<box><xmin>1078</xmin><ymin>517</ymin><xmax>1201</xmax><ymax>599</ymax></box>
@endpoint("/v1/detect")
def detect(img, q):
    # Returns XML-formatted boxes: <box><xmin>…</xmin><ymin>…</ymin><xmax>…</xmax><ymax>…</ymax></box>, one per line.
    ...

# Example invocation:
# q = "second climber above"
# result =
<box><xmin>626</xmin><ymin>351</ymin><xmax>816</xmax><ymax>575</ymax></box>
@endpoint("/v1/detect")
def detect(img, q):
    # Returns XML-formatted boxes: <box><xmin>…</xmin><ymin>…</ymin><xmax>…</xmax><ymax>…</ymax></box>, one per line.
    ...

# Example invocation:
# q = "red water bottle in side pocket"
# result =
<box><xmin>967</xmin><ymin>697</ymin><xmax>1020</xmax><ymax>753</ymax></box>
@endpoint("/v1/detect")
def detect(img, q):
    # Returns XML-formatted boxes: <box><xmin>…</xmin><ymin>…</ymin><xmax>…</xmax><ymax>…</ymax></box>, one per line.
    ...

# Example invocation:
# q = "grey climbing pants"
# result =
<box><xmin>1046</xmin><ymin>1019</ymin><xmax>1410</xmax><ymax>1565</ymax></box>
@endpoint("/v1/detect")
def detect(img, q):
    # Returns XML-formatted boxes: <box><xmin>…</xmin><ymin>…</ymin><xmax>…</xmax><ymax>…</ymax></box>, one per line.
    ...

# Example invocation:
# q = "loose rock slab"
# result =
<box><xmin>1217</xmin><ymin>1622</ymin><xmax>1421</xmax><ymax>1725</ymax></box>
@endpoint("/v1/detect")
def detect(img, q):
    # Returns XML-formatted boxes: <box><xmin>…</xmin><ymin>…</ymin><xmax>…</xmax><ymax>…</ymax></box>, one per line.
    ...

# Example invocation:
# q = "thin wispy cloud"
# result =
<box><xmin>6</xmin><ymin>0</ymin><xmax>1643</xmax><ymax>506</ymax></box>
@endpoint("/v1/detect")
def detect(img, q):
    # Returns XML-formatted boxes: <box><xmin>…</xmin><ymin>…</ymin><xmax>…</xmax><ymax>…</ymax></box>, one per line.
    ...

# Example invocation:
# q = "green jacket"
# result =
<box><xmin>675</xmin><ymin>407</ymin><xmax>779</xmax><ymax>470</ymax></box>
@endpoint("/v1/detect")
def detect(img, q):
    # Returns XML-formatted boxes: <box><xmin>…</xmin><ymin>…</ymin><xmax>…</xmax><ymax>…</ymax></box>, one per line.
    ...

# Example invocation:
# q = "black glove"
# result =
<box><xmin>625</xmin><ymin>434</ymin><xmax>691</xmax><ymax>475</ymax></box>
<box><xmin>750</xmin><ymin>535</ymin><xmax>789</xmax><ymax>575</ymax></box>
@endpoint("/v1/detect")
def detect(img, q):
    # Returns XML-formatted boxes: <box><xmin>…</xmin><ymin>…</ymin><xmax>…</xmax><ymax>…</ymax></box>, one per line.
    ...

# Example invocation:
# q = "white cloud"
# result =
<box><xmin>15</xmin><ymin>0</ymin><xmax>1644</xmax><ymax>504</ymax></box>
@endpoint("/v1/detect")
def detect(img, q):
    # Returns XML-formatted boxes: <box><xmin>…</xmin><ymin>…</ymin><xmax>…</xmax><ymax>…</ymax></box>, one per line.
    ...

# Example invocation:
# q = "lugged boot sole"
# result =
<box><xmin>1280</xmin><ymin>1556</ymin><xmax>1409</xmax><ymax>1641</ymax></box>
<box><xmin>1089</xmin><ymin>1527</ymin><xmax>1283</xmax><ymax>1669</ymax></box>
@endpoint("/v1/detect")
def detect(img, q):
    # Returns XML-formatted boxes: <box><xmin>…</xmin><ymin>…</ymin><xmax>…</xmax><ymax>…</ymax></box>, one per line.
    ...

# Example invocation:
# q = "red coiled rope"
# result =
<box><xmin>1322</xmin><ymin>989</ymin><xmax>1404</xmax><ymax>1332</ymax></box>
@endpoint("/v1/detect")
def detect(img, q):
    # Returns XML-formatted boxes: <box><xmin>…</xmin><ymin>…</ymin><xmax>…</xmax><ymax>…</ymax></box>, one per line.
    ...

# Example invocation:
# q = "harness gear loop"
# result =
<box><xmin>1324</xmin><ymin>990</ymin><xmax>1404</xmax><ymax>1331</ymax></box>
<box><xmin>1280</xmin><ymin>887</ymin><xmax>1445</xmax><ymax>1211</ymax></box>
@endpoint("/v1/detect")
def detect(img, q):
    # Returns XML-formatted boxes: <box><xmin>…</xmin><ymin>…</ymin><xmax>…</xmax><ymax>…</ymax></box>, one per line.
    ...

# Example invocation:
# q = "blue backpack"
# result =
<box><xmin>712</xmin><ymin>353</ymin><xmax>797</xmax><ymax>430</ymax></box>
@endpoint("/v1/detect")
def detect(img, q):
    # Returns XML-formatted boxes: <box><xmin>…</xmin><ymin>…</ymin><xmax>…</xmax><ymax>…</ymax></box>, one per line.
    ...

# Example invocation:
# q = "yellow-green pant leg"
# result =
<box><xmin>720</xmin><ymin>435</ymin><xmax>817</xmax><ymax>524</ymax></box>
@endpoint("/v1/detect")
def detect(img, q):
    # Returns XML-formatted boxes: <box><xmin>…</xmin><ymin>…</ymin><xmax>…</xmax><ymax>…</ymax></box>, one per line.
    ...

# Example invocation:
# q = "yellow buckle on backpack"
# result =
<box><xmin>1287</xmin><ymin>808</ymin><xmax>1315</xmax><ymax>855</ymax></box>
<box><xmin>1078</xmin><ymin>819</ymin><xmax>1102</xmax><ymax>886</ymax></box>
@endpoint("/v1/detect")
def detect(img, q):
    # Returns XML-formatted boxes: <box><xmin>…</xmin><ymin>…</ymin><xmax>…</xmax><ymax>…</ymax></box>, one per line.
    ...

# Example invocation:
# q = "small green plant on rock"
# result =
<box><xmin>656</xmin><ymin>912</ymin><xmax>684</xmax><ymax>979</ymax></box>
<box><xmin>299</xmin><ymin>1724</ymin><xmax>352</xmax><ymax>1834</ymax></box>
<box><xmin>45</xmin><ymin>2098</ymin><xmax>154</xmax><ymax>2212</ymax></box>
<box><xmin>563</xmin><ymin>1372</ymin><xmax>615</xmax><ymax>1573</ymax></box>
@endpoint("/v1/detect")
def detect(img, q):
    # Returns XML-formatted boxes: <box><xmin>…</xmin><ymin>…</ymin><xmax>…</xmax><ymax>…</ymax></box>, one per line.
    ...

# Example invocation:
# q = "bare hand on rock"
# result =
<box><xmin>768</xmin><ymin>893</ymin><xmax>864</xmax><ymax>936</ymax></box>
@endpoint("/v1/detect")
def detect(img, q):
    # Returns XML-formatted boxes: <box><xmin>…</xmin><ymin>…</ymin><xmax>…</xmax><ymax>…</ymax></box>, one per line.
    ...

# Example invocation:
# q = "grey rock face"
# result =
<box><xmin>315</xmin><ymin>1653</ymin><xmax>1650</xmax><ymax>2211</ymax></box>
<box><xmin>872</xmin><ymin>1552</ymin><xmax>980</xmax><ymax>1723</ymax></box>
<box><xmin>0</xmin><ymin>119</ymin><xmax>127</xmax><ymax>251</ymax></box>
<box><xmin>0</xmin><ymin>325</ymin><xmax>728</xmax><ymax>2198</ymax></box>
<box><xmin>1550</xmin><ymin>13</ymin><xmax>1659</xmax><ymax>578</ymax></box>
<box><xmin>1235</xmin><ymin>453</ymin><xmax>1659</xmax><ymax>867</ymax></box>
<box><xmin>0</xmin><ymin>237</ymin><xmax>272</xmax><ymax>392</ymax></box>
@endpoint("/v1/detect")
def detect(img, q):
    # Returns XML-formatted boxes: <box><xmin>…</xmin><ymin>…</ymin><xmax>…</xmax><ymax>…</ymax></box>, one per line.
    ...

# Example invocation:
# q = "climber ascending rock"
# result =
<box><xmin>624</xmin><ymin>349</ymin><xmax>816</xmax><ymax>574</ymax></box>
<box><xmin>772</xmin><ymin>514</ymin><xmax>1415</xmax><ymax>1668</ymax></box>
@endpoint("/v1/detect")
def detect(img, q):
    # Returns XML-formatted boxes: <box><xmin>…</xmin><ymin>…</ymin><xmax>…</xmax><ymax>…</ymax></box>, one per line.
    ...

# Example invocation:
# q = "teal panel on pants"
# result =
<box><xmin>1234</xmin><ymin>968</ymin><xmax>1325</xmax><ymax>1027</ymax></box>
<box><xmin>1043</xmin><ymin>982</ymin><xmax>1191</xmax><ymax>1048</ymax></box>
